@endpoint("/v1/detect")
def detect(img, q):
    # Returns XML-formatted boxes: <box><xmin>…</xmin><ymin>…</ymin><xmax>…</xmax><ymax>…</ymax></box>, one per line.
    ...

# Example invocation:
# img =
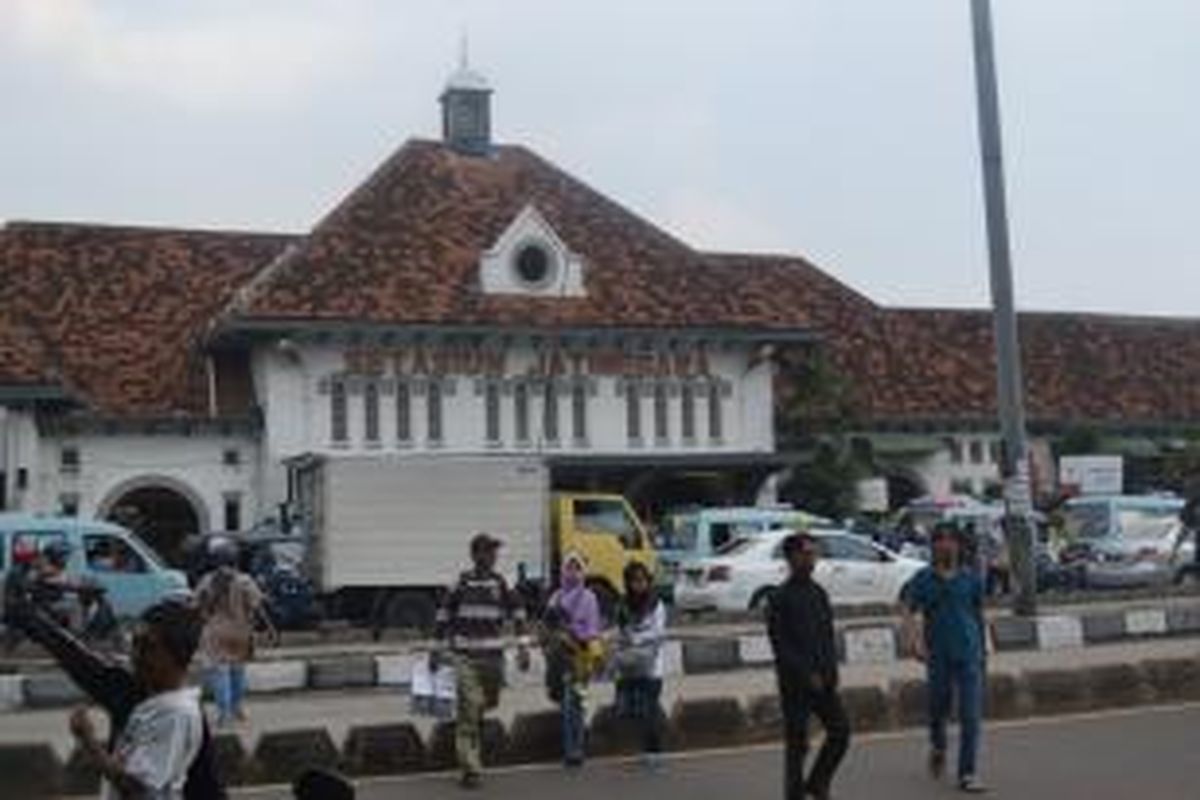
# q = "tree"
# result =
<box><xmin>776</xmin><ymin>346</ymin><xmax>871</xmax><ymax>519</ymax></box>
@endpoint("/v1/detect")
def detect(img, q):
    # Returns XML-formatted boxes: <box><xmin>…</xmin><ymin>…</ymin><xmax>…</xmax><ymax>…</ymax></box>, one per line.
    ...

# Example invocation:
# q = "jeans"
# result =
<box><xmin>209</xmin><ymin>663</ymin><xmax>246</xmax><ymax>724</ymax></box>
<box><xmin>928</xmin><ymin>655</ymin><xmax>984</xmax><ymax>779</ymax></box>
<box><xmin>616</xmin><ymin>678</ymin><xmax>664</xmax><ymax>754</ymax></box>
<box><xmin>781</xmin><ymin>684</ymin><xmax>851</xmax><ymax>800</ymax></box>
<box><xmin>562</xmin><ymin>681</ymin><xmax>588</xmax><ymax>764</ymax></box>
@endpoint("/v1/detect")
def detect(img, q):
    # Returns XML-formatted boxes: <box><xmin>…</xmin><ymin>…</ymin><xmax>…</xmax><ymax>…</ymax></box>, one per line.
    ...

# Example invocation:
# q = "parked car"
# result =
<box><xmin>674</xmin><ymin>528</ymin><xmax>925</xmax><ymax>612</ymax></box>
<box><xmin>0</xmin><ymin>513</ymin><xmax>189</xmax><ymax>621</ymax></box>
<box><xmin>1061</xmin><ymin>495</ymin><xmax>1190</xmax><ymax>589</ymax></box>
<box><xmin>656</xmin><ymin>507</ymin><xmax>828</xmax><ymax>599</ymax></box>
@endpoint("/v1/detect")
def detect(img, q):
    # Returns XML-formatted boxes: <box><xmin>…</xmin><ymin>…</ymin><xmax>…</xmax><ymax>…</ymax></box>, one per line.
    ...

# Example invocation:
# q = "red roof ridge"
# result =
<box><xmin>886</xmin><ymin>306</ymin><xmax>1200</xmax><ymax>326</ymax></box>
<box><xmin>2</xmin><ymin>218</ymin><xmax>296</xmax><ymax>241</ymax></box>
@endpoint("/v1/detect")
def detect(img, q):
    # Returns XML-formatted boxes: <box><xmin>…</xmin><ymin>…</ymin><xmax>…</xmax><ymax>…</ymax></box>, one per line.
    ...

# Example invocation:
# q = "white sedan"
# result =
<box><xmin>674</xmin><ymin>528</ymin><xmax>925</xmax><ymax>612</ymax></box>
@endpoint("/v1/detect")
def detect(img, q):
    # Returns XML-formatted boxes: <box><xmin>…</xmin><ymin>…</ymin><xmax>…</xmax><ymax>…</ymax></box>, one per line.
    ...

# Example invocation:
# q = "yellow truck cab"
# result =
<box><xmin>551</xmin><ymin>492</ymin><xmax>657</xmax><ymax>609</ymax></box>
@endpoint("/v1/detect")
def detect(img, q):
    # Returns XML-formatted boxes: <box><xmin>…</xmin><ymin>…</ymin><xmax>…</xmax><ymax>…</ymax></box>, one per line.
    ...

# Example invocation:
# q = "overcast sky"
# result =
<box><xmin>2</xmin><ymin>0</ymin><xmax>1197</xmax><ymax>316</ymax></box>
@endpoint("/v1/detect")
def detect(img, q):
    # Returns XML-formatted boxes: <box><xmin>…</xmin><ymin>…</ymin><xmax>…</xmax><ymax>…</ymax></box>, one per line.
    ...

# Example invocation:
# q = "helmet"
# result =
<box><xmin>42</xmin><ymin>540</ymin><xmax>72</xmax><ymax>566</ymax></box>
<box><xmin>208</xmin><ymin>537</ymin><xmax>239</xmax><ymax>568</ymax></box>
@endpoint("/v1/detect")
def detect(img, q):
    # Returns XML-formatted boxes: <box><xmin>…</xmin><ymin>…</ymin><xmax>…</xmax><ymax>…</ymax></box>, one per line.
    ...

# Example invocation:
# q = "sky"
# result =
<box><xmin>2</xmin><ymin>0</ymin><xmax>1197</xmax><ymax>316</ymax></box>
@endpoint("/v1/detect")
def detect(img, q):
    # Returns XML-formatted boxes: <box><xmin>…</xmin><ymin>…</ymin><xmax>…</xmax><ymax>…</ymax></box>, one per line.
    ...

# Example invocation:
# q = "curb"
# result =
<box><xmin>7</xmin><ymin>655</ymin><xmax>1199</xmax><ymax>795</ymax></box>
<box><xmin>5</xmin><ymin>602</ymin><xmax>1200</xmax><ymax>713</ymax></box>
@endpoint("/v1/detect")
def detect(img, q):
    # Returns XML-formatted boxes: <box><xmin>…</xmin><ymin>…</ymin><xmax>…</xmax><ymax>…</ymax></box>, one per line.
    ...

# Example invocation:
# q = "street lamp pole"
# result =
<box><xmin>968</xmin><ymin>0</ymin><xmax>1038</xmax><ymax>616</ymax></box>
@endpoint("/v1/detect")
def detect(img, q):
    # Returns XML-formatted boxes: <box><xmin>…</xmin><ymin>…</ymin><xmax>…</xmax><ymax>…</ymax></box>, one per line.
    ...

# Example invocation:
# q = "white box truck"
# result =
<box><xmin>288</xmin><ymin>454</ymin><xmax>656</xmax><ymax>631</ymax></box>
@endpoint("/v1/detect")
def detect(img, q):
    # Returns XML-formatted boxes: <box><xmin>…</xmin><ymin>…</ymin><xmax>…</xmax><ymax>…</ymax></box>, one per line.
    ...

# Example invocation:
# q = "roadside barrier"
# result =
<box><xmin>5</xmin><ymin>654</ymin><xmax>1200</xmax><ymax>793</ymax></box>
<box><xmin>4</xmin><ymin>602</ymin><xmax>1200</xmax><ymax>712</ymax></box>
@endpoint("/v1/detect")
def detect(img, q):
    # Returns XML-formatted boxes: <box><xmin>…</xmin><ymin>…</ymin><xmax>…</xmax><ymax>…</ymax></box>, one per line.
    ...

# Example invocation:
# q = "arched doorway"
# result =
<box><xmin>100</xmin><ymin>478</ymin><xmax>208</xmax><ymax>566</ymax></box>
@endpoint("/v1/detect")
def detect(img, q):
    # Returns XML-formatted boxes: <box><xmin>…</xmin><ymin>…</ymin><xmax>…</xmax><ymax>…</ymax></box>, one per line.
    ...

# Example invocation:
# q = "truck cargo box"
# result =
<box><xmin>294</xmin><ymin>454</ymin><xmax>549</xmax><ymax>591</ymax></box>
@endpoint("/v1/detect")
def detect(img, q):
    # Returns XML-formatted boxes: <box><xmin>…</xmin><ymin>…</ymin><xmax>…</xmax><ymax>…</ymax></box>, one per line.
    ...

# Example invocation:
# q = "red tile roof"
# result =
<box><xmin>0</xmin><ymin>311</ymin><xmax>58</xmax><ymax>388</ymax></box>
<box><xmin>1</xmin><ymin>140</ymin><xmax>1197</xmax><ymax>430</ymax></box>
<box><xmin>843</xmin><ymin>309</ymin><xmax>1200</xmax><ymax>427</ymax></box>
<box><xmin>228</xmin><ymin>140</ymin><xmax>816</xmax><ymax>333</ymax></box>
<box><xmin>0</xmin><ymin>222</ymin><xmax>295</xmax><ymax>416</ymax></box>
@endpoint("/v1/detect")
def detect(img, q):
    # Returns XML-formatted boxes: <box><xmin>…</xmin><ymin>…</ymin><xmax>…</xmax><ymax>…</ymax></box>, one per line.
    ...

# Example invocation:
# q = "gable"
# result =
<box><xmin>479</xmin><ymin>204</ymin><xmax>586</xmax><ymax>298</ymax></box>
<box><xmin>227</xmin><ymin>140</ymin><xmax>815</xmax><ymax>334</ymax></box>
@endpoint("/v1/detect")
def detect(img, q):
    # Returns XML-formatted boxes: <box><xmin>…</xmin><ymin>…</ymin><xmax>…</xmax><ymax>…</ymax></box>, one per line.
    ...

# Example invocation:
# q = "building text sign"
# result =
<box><xmin>341</xmin><ymin>344</ymin><xmax>712</xmax><ymax>379</ymax></box>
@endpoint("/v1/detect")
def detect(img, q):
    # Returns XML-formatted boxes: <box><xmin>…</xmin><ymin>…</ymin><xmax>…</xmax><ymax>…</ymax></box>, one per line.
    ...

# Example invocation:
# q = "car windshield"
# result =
<box><xmin>1117</xmin><ymin>507</ymin><xmax>1181</xmax><ymax>541</ymax></box>
<box><xmin>660</xmin><ymin>518</ymin><xmax>699</xmax><ymax>551</ymax></box>
<box><xmin>716</xmin><ymin>536</ymin><xmax>761</xmax><ymax>557</ymax></box>
<box><xmin>1065</xmin><ymin>504</ymin><xmax>1112</xmax><ymax>540</ymax></box>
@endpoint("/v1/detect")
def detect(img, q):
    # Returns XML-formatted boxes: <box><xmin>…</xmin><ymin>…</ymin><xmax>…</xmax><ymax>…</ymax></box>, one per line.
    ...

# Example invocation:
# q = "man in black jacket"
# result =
<box><xmin>767</xmin><ymin>533</ymin><xmax>850</xmax><ymax>800</ymax></box>
<box><xmin>3</xmin><ymin>567</ymin><xmax>226</xmax><ymax>800</ymax></box>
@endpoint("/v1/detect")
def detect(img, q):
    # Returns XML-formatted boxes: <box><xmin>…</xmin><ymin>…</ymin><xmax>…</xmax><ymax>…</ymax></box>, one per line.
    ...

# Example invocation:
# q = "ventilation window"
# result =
<box><xmin>512</xmin><ymin>241</ymin><xmax>555</xmax><ymax>287</ymax></box>
<box><xmin>60</xmin><ymin>447</ymin><xmax>81</xmax><ymax>475</ymax></box>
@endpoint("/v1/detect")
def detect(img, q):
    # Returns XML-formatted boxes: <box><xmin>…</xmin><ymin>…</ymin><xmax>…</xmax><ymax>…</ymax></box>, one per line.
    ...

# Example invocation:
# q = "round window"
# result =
<box><xmin>513</xmin><ymin>242</ymin><xmax>554</xmax><ymax>287</ymax></box>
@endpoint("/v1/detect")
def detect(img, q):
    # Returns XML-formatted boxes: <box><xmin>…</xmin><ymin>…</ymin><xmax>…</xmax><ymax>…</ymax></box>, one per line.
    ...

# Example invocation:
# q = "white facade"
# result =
<box><xmin>251</xmin><ymin>337</ymin><xmax>777</xmax><ymax>513</ymax></box>
<box><xmin>909</xmin><ymin>434</ymin><xmax>1004</xmax><ymax>498</ymax></box>
<box><xmin>3</xmin><ymin>420</ymin><xmax>260</xmax><ymax>535</ymax></box>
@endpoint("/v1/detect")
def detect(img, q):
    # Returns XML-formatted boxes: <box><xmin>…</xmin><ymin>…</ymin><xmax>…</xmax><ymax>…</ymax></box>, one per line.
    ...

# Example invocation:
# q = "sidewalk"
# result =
<box><xmin>4</xmin><ymin>635</ymin><xmax>1197</xmax><ymax>759</ymax></box>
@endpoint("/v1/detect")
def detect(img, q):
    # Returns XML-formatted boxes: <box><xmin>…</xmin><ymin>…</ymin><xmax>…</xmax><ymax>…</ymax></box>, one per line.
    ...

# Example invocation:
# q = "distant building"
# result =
<box><xmin>2</xmin><ymin>66</ymin><xmax>1198</xmax><ymax>558</ymax></box>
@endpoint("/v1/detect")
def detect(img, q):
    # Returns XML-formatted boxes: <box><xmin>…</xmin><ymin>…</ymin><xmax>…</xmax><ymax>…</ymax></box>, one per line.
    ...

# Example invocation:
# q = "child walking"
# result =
<box><xmin>615</xmin><ymin>561</ymin><xmax>667</xmax><ymax>769</ymax></box>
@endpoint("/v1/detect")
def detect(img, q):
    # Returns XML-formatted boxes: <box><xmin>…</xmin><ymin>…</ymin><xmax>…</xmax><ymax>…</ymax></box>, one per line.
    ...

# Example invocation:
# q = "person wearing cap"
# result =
<box><xmin>434</xmin><ymin>533</ymin><xmax>531</xmax><ymax>789</ymax></box>
<box><xmin>766</xmin><ymin>532</ymin><xmax>850</xmax><ymax>800</ymax></box>
<box><xmin>901</xmin><ymin>522</ymin><xmax>989</xmax><ymax>794</ymax></box>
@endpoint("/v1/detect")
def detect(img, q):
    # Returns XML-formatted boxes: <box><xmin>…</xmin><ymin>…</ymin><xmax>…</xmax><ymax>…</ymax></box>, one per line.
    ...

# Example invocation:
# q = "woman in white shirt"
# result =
<box><xmin>614</xmin><ymin>561</ymin><xmax>668</xmax><ymax>768</ymax></box>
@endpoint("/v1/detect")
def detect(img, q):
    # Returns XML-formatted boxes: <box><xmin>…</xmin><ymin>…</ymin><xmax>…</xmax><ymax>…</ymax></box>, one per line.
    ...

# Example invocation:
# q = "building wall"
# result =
<box><xmin>252</xmin><ymin>339</ymin><xmax>776</xmax><ymax>512</ymax></box>
<box><xmin>30</xmin><ymin>432</ymin><xmax>261</xmax><ymax>533</ymax></box>
<box><xmin>909</xmin><ymin>434</ymin><xmax>1004</xmax><ymax>498</ymax></box>
<box><xmin>0</xmin><ymin>408</ymin><xmax>41</xmax><ymax>511</ymax></box>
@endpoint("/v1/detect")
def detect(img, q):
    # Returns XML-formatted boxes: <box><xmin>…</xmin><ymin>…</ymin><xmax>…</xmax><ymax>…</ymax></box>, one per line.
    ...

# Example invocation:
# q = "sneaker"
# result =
<box><xmin>459</xmin><ymin>772</ymin><xmax>483</xmax><ymax>790</ymax></box>
<box><xmin>959</xmin><ymin>776</ymin><xmax>989</xmax><ymax>794</ymax></box>
<box><xmin>928</xmin><ymin>750</ymin><xmax>946</xmax><ymax>780</ymax></box>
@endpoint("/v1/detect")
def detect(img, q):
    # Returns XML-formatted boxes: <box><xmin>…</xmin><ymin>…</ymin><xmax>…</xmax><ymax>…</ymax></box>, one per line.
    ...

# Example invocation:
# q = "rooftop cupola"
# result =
<box><xmin>440</xmin><ymin>44</ymin><xmax>492</xmax><ymax>156</ymax></box>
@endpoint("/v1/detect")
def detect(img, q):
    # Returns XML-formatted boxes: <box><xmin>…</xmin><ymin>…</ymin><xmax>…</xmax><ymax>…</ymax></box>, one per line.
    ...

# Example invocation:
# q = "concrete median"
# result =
<box><xmin>253</xmin><ymin>728</ymin><xmax>341</xmax><ymax>786</ymax></box>
<box><xmin>671</xmin><ymin>697</ymin><xmax>746</xmax><ymax>750</ymax></box>
<box><xmin>0</xmin><ymin>743</ymin><xmax>62</xmax><ymax>798</ymax></box>
<box><xmin>13</xmin><ymin>652</ymin><xmax>1200</xmax><ymax>791</ymax></box>
<box><xmin>308</xmin><ymin>655</ymin><xmax>377</xmax><ymax>691</ymax></box>
<box><xmin>342</xmin><ymin>723</ymin><xmax>426</xmax><ymax>776</ymax></box>
<box><xmin>0</xmin><ymin>674</ymin><xmax>24</xmax><ymax>712</ymax></box>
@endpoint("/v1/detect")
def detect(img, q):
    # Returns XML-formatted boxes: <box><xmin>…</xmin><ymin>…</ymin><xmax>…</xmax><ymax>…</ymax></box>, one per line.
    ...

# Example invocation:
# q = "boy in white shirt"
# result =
<box><xmin>69</xmin><ymin>600</ymin><xmax>205</xmax><ymax>799</ymax></box>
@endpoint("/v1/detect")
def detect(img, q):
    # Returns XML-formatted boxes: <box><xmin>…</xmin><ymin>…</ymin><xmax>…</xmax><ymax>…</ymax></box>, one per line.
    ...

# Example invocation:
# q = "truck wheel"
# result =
<box><xmin>382</xmin><ymin>592</ymin><xmax>438</xmax><ymax>634</ymax></box>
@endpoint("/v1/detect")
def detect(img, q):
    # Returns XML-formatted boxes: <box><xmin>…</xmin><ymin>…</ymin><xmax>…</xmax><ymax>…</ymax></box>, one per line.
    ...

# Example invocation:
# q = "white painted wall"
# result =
<box><xmin>0</xmin><ymin>408</ymin><xmax>41</xmax><ymax>511</ymax></box>
<box><xmin>910</xmin><ymin>435</ymin><xmax>1003</xmax><ymax>498</ymax></box>
<box><xmin>252</xmin><ymin>339</ymin><xmax>777</xmax><ymax>512</ymax></box>
<box><xmin>31</xmin><ymin>432</ymin><xmax>261</xmax><ymax>533</ymax></box>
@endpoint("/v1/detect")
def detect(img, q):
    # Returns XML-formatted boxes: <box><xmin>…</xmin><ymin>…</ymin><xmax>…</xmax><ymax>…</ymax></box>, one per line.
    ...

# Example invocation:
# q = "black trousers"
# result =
<box><xmin>781</xmin><ymin>684</ymin><xmax>851</xmax><ymax>799</ymax></box>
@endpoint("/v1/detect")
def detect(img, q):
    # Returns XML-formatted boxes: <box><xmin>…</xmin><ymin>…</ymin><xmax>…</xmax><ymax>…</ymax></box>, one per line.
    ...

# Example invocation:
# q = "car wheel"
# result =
<box><xmin>749</xmin><ymin>587</ymin><xmax>777</xmax><ymax>612</ymax></box>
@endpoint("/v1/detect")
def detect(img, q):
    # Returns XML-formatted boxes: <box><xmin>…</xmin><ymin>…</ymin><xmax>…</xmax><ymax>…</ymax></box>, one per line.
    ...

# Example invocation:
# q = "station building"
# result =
<box><xmin>2</xmin><ymin>66</ymin><xmax>1198</xmax><ymax>560</ymax></box>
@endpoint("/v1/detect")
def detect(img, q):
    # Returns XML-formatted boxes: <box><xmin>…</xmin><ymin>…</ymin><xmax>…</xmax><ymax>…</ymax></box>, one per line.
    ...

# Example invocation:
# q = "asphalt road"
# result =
<box><xmin>237</xmin><ymin>704</ymin><xmax>1200</xmax><ymax>800</ymax></box>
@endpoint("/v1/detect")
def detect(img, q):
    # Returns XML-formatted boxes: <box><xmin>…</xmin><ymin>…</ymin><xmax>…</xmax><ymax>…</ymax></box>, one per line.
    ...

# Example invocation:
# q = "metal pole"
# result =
<box><xmin>968</xmin><ymin>0</ymin><xmax>1038</xmax><ymax>616</ymax></box>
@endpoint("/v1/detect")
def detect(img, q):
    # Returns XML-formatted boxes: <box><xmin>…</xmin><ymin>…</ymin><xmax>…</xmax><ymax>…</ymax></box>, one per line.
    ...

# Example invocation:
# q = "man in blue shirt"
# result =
<box><xmin>902</xmin><ymin>523</ymin><xmax>989</xmax><ymax>794</ymax></box>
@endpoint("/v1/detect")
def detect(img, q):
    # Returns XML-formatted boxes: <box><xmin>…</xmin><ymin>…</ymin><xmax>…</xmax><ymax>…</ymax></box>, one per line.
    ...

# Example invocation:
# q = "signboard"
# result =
<box><xmin>856</xmin><ymin>478</ymin><xmax>890</xmax><ymax>513</ymax></box>
<box><xmin>1059</xmin><ymin>455</ymin><xmax>1124</xmax><ymax>496</ymax></box>
<box><xmin>341</xmin><ymin>342</ymin><xmax>712</xmax><ymax>379</ymax></box>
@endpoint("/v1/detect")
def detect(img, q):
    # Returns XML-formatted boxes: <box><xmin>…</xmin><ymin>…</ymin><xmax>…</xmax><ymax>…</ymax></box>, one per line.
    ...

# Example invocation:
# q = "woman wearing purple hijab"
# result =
<box><xmin>547</xmin><ymin>554</ymin><xmax>603</xmax><ymax>767</ymax></box>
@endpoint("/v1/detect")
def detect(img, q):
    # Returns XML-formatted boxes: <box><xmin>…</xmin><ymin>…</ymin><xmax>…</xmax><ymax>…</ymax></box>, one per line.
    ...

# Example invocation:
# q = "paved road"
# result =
<box><xmin>6</xmin><ymin>636</ymin><xmax>1200</xmax><ymax>757</ymax></box>
<box><xmin>237</xmin><ymin>704</ymin><xmax>1200</xmax><ymax>800</ymax></box>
